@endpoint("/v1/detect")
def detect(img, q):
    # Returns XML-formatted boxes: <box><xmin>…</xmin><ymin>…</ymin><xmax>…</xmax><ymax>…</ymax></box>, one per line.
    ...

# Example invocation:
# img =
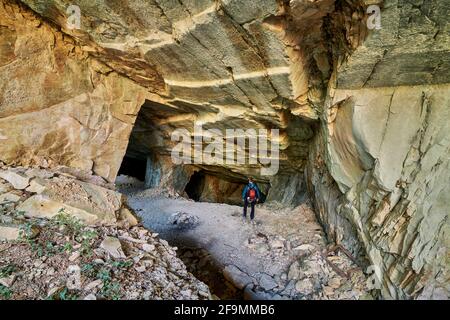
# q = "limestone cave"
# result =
<box><xmin>0</xmin><ymin>0</ymin><xmax>448</xmax><ymax>303</ymax></box>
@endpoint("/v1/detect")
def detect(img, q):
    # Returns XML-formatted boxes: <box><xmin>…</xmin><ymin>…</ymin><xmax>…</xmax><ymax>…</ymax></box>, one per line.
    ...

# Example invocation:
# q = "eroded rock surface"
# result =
<box><xmin>1</xmin><ymin>0</ymin><xmax>449</xmax><ymax>299</ymax></box>
<box><xmin>0</xmin><ymin>165</ymin><xmax>210</xmax><ymax>300</ymax></box>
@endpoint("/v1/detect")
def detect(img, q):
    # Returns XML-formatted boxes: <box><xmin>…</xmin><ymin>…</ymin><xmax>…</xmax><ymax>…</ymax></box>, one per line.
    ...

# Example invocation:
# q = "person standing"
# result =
<box><xmin>242</xmin><ymin>177</ymin><xmax>261</xmax><ymax>225</ymax></box>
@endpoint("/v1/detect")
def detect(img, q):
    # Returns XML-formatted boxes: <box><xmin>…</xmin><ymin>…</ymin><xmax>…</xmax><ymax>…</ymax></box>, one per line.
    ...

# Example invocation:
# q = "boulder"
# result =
<box><xmin>66</xmin><ymin>265</ymin><xmax>82</xmax><ymax>290</ymax></box>
<box><xmin>295</xmin><ymin>278</ymin><xmax>314</xmax><ymax>295</ymax></box>
<box><xmin>118</xmin><ymin>207</ymin><xmax>139</xmax><ymax>228</ymax></box>
<box><xmin>223</xmin><ymin>265</ymin><xmax>253</xmax><ymax>290</ymax></box>
<box><xmin>84</xmin><ymin>279</ymin><xmax>102</xmax><ymax>291</ymax></box>
<box><xmin>168</xmin><ymin>211</ymin><xmax>200</xmax><ymax>229</ymax></box>
<box><xmin>142</xmin><ymin>243</ymin><xmax>155</xmax><ymax>253</ymax></box>
<box><xmin>293</xmin><ymin>244</ymin><xmax>315</xmax><ymax>254</ymax></box>
<box><xmin>288</xmin><ymin>261</ymin><xmax>301</xmax><ymax>280</ymax></box>
<box><xmin>42</xmin><ymin>178</ymin><xmax>122</xmax><ymax>223</ymax></box>
<box><xmin>0</xmin><ymin>275</ymin><xmax>16</xmax><ymax>288</ymax></box>
<box><xmin>0</xmin><ymin>192</ymin><xmax>21</xmax><ymax>204</ymax></box>
<box><xmin>258</xmin><ymin>274</ymin><xmax>278</xmax><ymax>291</ymax></box>
<box><xmin>99</xmin><ymin>236</ymin><xmax>126</xmax><ymax>259</ymax></box>
<box><xmin>0</xmin><ymin>181</ymin><xmax>12</xmax><ymax>194</ymax></box>
<box><xmin>0</xmin><ymin>225</ymin><xmax>21</xmax><ymax>241</ymax></box>
<box><xmin>17</xmin><ymin>194</ymin><xmax>116</xmax><ymax>225</ymax></box>
<box><xmin>25</xmin><ymin>178</ymin><xmax>47</xmax><ymax>194</ymax></box>
<box><xmin>269</xmin><ymin>239</ymin><xmax>285</xmax><ymax>250</ymax></box>
<box><xmin>0</xmin><ymin>170</ymin><xmax>29</xmax><ymax>190</ymax></box>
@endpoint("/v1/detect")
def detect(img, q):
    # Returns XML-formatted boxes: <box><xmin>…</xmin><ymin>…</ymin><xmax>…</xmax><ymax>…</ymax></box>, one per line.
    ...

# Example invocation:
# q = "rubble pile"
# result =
<box><xmin>0</xmin><ymin>166</ymin><xmax>210</xmax><ymax>300</ymax></box>
<box><xmin>168</xmin><ymin>212</ymin><xmax>200</xmax><ymax>230</ymax></box>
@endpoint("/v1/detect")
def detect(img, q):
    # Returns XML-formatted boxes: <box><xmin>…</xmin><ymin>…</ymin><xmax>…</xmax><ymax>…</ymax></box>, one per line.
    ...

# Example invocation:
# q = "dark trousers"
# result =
<box><xmin>243</xmin><ymin>198</ymin><xmax>256</xmax><ymax>220</ymax></box>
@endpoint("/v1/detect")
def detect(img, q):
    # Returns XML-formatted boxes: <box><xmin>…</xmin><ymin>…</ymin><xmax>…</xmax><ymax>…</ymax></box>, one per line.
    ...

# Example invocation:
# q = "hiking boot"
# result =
<box><xmin>242</xmin><ymin>216</ymin><xmax>247</xmax><ymax>224</ymax></box>
<box><xmin>251</xmin><ymin>219</ymin><xmax>256</xmax><ymax>227</ymax></box>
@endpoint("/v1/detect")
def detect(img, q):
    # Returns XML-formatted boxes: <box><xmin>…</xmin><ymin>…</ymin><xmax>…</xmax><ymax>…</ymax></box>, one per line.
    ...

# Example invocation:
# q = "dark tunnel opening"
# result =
<box><xmin>184</xmin><ymin>170</ymin><xmax>206</xmax><ymax>202</ymax></box>
<box><xmin>183</xmin><ymin>169</ymin><xmax>268</xmax><ymax>205</ymax></box>
<box><xmin>117</xmin><ymin>156</ymin><xmax>146</xmax><ymax>181</ymax></box>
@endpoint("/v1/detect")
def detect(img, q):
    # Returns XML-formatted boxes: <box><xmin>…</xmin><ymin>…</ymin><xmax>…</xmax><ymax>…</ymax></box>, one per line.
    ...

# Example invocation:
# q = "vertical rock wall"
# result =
<box><xmin>1</xmin><ymin>0</ymin><xmax>448</xmax><ymax>299</ymax></box>
<box><xmin>0</xmin><ymin>0</ymin><xmax>149</xmax><ymax>181</ymax></box>
<box><xmin>306</xmin><ymin>0</ymin><xmax>450</xmax><ymax>299</ymax></box>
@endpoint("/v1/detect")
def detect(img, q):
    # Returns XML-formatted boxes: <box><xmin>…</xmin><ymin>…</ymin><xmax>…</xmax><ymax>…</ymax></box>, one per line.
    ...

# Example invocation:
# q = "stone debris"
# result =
<box><xmin>118</xmin><ymin>208</ymin><xmax>139</xmax><ymax>228</ymax></box>
<box><xmin>243</xmin><ymin>231</ymin><xmax>370</xmax><ymax>300</ymax></box>
<box><xmin>0</xmin><ymin>225</ymin><xmax>21</xmax><ymax>241</ymax></box>
<box><xmin>0</xmin><ymin>170</ymin><xmax>30</xmax><ymax>190</ymax></box>
<box><xmin>25</xmin><ymin>178</ymin><xmax>47</xmax><ymax>194</ymax></box>
<box><xmin>66</xmin><ymin>265</ymin><xmax>82</xmax><ymax>290</ymax></box>
<box><xmin>168</xmin><ymin>211</ymin><xmax>200</xmax><ymax>229</ymax></box>
<box><xmin>0</xmin><ymin>166</ymin><xmax>210</xmax><ymax>300</ymax></box>
<box><xmin>259</xmin><ymin>274</ymin><xmax>278</xmax><ymax>291</ymax></box>
<box><xmin>0</xmin><ymin>166</ymin><xmax>136</xmax><ymax>227</ymax></box>
<box><xmin>0</xmin><ymin>275</ymin><xmax>16</xmax><ymax>288</ymax></box>
<box><xmin>100</xmin><ymin>237</ymin><xmax>126</xmax><ymax>259</ymax></box>
<box><xmin>0</xmin><ymin>193</ymin><xmax>21</xmax><ymax>204</ymax></box>
<box><xmin>223</xmin><ymin>265</ymin><xmax>254</xmax><ymax>290</ymax></box>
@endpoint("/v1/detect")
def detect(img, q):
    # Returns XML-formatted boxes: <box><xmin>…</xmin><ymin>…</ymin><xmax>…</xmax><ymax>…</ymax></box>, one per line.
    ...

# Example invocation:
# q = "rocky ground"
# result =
<box><xmin>119</xmin><ymin>178</ymin><xmax>373</xmax><ymax>300</ymax></box>
<box><xmin>0</xmin><ymin>165</ymin><xmax>374</xmax><ymax>300</ymax></box>
<box><xmin>0</xmin><ymin>166</ymin><xmax>210</xmax><ymax>300</ymax></box>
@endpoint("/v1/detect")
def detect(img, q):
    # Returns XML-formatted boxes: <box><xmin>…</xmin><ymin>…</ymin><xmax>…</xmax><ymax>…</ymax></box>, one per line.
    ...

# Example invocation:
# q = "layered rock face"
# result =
<box><xmin>15</xmin><ymin>0</ymin><xmax>329</xmax><ymax>194</ymax></box>
<box><xmin>305</xmin><ymin>0</ymin><xmax>450</xmax><ymax>299</ymax></box>
<box><xmin>0</xmin><ymin>0</ymin><xmax>449</xmax><ymax>299</ymax></box>
<box><xmin>0</xmin><ymin>0</ymin><xmax>149</xmax><ymax>181</ymax></box>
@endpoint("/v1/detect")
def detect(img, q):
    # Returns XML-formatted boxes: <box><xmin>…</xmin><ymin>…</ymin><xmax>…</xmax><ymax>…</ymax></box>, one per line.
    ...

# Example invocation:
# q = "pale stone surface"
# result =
<box><xmin>307</xmin><ymin>84</ymin><xmax>450</xmax><ymax>299</ymax></box>
<box><xmin>0</xmin><ymin>225</ymin><xmax>21</xmax><ymax>241</ymax></box>
<box><xmin>0</xmin><ymin>275</ymin><xmax>16</xmax><ymax>288</ymax></box>
<box><xmin>17</xmin><ymin>194</ymin><xmax>113</xmax><ymax>225</ymax></box>
<box><xmin>0</xmin><ymin>2</ymin><xmax>148</xmax><ymax>183</ymax></box>
<box><xmin>118</xmin><ymin>207</ymin><xmax>140</xmax><ymax>228</ymax></box>
<box><xmin>0</xmin><ymin>170</ymin><xmax>29</xmax><ymax>190</ymax></box>
<box><xmin>0</xmin><ymin>192</ymin><xmax>21</xmax><ymax>204</ymax></box>
<box><xmin>100</xmin><ymin>236</ymin><xmax>126</xmax><ymax>259</ymax></box>
<box><xmin>223</xmin><ymin>265</ymin><xmax>254</xmax><ymax>290</ymax></box>
<box><xmin>25</xmin><ymin>178</ymin><xmax>47</xmax><ymax>194</ymax></box>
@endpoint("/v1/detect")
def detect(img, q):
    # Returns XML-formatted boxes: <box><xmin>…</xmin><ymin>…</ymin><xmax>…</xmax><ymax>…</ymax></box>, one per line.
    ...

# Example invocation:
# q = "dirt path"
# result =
<box><xmin>120</xmin><ymin>183</ymin><xmax>371</xmax><ymax>300</ymax></box>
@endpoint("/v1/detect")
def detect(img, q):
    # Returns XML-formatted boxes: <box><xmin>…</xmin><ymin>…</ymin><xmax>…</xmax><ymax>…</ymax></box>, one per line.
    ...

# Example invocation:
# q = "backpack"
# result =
<box><xmin>247</xmin><ymin>188</ymin><xmax>257</xmax><ymax>201</ymax></box>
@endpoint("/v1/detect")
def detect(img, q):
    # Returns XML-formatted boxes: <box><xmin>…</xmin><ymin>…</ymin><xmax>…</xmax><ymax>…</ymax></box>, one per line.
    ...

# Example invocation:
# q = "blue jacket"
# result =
<box><xmin>242</xmin><ymin>182</ymin><xmax>261</xmax><ymax>200</ymax></box>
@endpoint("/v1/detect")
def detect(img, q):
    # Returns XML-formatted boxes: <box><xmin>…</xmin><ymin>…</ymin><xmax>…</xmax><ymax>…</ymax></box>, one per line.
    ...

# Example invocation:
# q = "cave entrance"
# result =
<box><xmin>183</xmin><ymin>169</ymin><xmax>267</xmax><ymax>205</ymax></box>
<box><xmin>185</xmin><ymin>170</ymin><xmax>206</xmax><ymax>201</ymax></box>
<box><xmin>117</xmin><ymin>156</ymin><xmax>146</xmax><ymax>181</ymax></box>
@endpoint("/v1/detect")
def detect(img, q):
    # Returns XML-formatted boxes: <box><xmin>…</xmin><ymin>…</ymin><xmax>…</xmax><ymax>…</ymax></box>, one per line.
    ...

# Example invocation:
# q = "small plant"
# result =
<box><xmin>111</xmin><ymin>260</ymin><xmax>133</xmax><ymax>269</ymax></box>
<box><xmin>52</xmin><ymin>209</ymin><xmax>84</xmax><ymax>237</ymax></box>
<box><xmin>45</xmin><ymin>241</ymin><xmax>58</xmax><ymax>256</ymax></box>
<box><xmin>0</xmin><ymin>264</ymin><xmax>17</xmax><ymax>278</ymax></box>
<box><xmin>61</xmin><ymin>242</ymin><xmax>73</xmax><ymax>253</ymax></box>
<box><xmin>19</xmin><ymin>220</ymin><xmax>38</xmax><ymax>241</ymax></box>
<box><xmin>58</xmin><ymin>287</ymin><xmax>78</xmax><ymax>300</ymax></box>
<box><xmin>81</xmin><ymin>263</ymin><xmax>96</xmax><ymax>277</ymax></box>
<box><xmin>101</xmin><ymin>281</ymin><xmax>121</xmax><ymax>300</ymax></box>
<box><xmin>97</xmin><ymin>267</ymin><xmax>111</xmax><ymax>282</ymax></box>
<box><xmin>96</xmin><ymin>267</ymin><xmax>121</xmax><ymax>300</ymax></box>
<box><xmin>0</xmin><ymin>285</ymin><xmax>12</xmax><ymax>299</ymax></box>
<box><xmin>13</xmin><ymin>210</ymin><xmax>26</xmax><ymax>219</ymax></box>
<box><xmin>77</xmin><ymin>229</ymin><xmax>98</xmax><ymax>257</ymax></box>
<box><xmin>19</xmin><ymin>220</ymin><xmax>45</xmax><ymax>256</ymax></box>
<box><xmin>51</xmin><ymin>210</ymin><xmax>97</xmax><ymax>256</ymax></box>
